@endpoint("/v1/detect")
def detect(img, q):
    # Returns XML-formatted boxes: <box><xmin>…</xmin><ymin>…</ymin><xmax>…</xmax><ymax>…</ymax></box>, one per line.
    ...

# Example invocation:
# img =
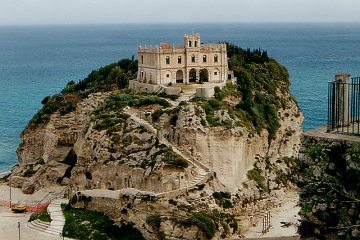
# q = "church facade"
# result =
<box><xmin>137</xmin><ymin>33</ymin><xmax>228</xmax><ymax>85</ymax></box>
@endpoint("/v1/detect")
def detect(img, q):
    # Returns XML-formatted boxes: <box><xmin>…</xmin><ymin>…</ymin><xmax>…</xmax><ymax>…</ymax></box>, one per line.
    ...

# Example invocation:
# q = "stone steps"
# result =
<box><xmin>124</xmin><ymin>107</ymin><xmax>212</xmax><ymax>194</ymax></box>
<box><xmin>27</xmin><ymin>198</ymin><xmax>69</xmax><ymax>236</ymax></box>
<box><xmin>27</xmin><ymin>219</ymin><xmax>62</xmax><ymax>236</ymax></box>
<box><xmin>47</xmin><ymin>198</ymin><xmax>69</xmax><ymax>235</ymax></box>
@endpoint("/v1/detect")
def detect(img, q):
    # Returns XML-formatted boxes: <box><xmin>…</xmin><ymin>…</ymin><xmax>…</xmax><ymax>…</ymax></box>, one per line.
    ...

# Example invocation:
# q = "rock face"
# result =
<box><xmin>156</xmin><ymin>90</ymin><xmax>303</xmax><ymax>191</ymax></box>
<box><xmin>11</xmin><ymin>92</ymin><xmax>197</xmax><ymax>194</ymax></box>
<box><xmin>10</xmin><ymin>84</ymin><xmax>303</xmax><ymax>239</ymax></box>
<box><xmin>297</xmin><ymin>131</ymin><xmax>360</xmax><ymax>239</ymax></box>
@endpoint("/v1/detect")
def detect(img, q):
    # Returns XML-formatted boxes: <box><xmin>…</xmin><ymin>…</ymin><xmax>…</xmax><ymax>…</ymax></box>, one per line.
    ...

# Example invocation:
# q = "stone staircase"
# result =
<box><xmin>185</xmin><ymin>168</ymin><xmax>208</xmax><ymax>188</ymax></box>
<box><xmin>27</xmin><ymin>198</ymin><xmax>69</xmax><ymax>236</ymax></box>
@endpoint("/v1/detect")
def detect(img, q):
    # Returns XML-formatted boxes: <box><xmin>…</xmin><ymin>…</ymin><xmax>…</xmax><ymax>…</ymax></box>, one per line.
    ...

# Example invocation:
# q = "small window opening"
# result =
<box><xmin>178</xmin><ymin>56</ymin><xmax>182</xmax><ymax>64</ymax></box>
<box><xmin>203</xmin><ymin>55</ymin><xmax>207</xmax><ymax>63</ymax></box>
<box><xmin>191</xmin><ymin>55</ymin><xmax>195</xmax><ymax>63</ymax></box>
<box><xmin>166</xmin><ymin>56</ymin><xmax>170</xmax><ymax>64</ymax></box>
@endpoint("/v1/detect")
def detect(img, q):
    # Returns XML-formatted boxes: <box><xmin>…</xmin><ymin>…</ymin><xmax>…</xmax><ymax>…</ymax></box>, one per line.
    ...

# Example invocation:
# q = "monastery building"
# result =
<box><xmin>137</xmin><ymin>32</ymin><xmax>229</xmax><ymax>85</ymax></box>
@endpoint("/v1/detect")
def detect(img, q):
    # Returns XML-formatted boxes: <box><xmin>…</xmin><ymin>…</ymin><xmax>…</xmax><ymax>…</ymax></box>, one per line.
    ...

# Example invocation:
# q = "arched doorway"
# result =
<box><xmin>189</xmin><ymin>68</ymin><xmax>197</xmax><ymax>83</ymax></box>
<box><xmin>176</xmin><ymin>70</ymin><xmax>184</xmax><ymax>83</ymax></box>
<box><xmin>199</xmin><ymin>69</ymin><xmax>209</xmax><ymax>83</ymax></box>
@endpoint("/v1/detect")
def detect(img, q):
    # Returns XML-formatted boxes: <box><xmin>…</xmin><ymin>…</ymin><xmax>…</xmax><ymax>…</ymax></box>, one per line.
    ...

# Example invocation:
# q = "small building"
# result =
<box><xmin>137</xmin><ymin>32</ymin><xmax>229</xmax><ymax>85</ymax></box>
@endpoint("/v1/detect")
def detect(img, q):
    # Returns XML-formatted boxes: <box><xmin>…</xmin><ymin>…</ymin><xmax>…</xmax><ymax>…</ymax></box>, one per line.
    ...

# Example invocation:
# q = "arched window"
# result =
<box><xmin>214</xmin><ymin>55</ymin><xmax>218</xmax><ymax>63</ymax></box>
<box><xmin>191</xmin><ymin>55</ymin><xmax>196</xmax><ymax>63</ymax></box>
<box><xmin>166</xmin><ymin>56</ymin><xmax>170</xmax><ymax>64</ymax></box>
<box><xmin>189</xmin><ymin>41</ymin><xmax>192</xmax><ymax>47</ymax></box>
<box><xmin>203</xmin><ymin>55</ymin><xmax>207</xmax><ymax>63</ymax></box>
<box><xmin>178</xmin><ymin>56</ymin><xmax>182</xmax><ymax>64</ymax></box>
<box><xmin>194</xmin><ymin>41</ymin><xmax>198</xmax><ymax>47</ymax></box>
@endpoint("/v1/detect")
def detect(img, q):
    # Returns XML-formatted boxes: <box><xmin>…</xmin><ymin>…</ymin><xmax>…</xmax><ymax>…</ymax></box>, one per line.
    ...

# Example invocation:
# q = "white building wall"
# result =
<box><xmin>137</xmin><ymin>33</ymin><xmax>228</xmax><ymax>85</ymax></box>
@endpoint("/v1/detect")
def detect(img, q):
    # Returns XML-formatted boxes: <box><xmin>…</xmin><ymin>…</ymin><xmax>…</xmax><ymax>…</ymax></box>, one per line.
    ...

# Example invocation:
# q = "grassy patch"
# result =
<box><xmin>29</xmin><ymin>209</ymin><xmax>51</xmax><ymax>222</ymax></box>
<box><xmin>247</xmin><ymin>169</ymin><xmax>268</xmax><ymax>192</ymax></box>
<box><xmin>62</xmin><ymin>204</ymin><xmax>145</xmax><ymax>240</ymax></box>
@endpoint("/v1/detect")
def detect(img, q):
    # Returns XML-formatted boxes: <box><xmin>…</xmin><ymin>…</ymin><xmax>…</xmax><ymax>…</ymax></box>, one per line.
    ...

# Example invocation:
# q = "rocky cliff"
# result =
<box><xmin>297</xmin><ymin>128</ymin><xmax>360</xmax><ymax>239</ymax></box>
<box><xmin>9</xmin><ymin>46</ymin><xmax>304</xmax><ymax>239</ymax></box>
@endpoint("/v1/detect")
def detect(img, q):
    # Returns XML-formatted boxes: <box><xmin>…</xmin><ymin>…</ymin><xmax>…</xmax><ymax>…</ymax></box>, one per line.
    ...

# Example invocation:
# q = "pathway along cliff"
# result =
<box><xmin>5</xmin><ymin>44</ymin><xmax>304</xmax><ymax>239</ymax></box>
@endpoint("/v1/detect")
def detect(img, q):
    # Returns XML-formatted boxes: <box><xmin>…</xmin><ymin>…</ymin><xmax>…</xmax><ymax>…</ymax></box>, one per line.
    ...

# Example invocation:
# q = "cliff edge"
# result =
<box><xmin>9</xmin><ymin>45</ymin><xmax>303</xmax><ymax>239</ymax></box>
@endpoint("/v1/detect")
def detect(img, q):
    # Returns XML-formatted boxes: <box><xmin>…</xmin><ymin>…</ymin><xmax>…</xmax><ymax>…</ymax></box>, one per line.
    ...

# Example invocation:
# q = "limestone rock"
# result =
<box><xmin>21</xmin><ymin>180</ymin><xmax>35</xmax><ymax>194</ymax></box>
<box><xmin>9</xmin><ymin>176</ymin><xmax>26</xmax><ymax>188</ymax></box>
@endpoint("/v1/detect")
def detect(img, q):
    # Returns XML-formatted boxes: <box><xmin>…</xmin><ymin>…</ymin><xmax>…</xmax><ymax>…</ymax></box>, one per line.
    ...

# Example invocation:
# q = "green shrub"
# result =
<box><xmin>192</xmin><ymin>212</ymin><xmax>216</xmax><ymax>239</ymax></box>
<box><xmin>207</xmin><ymin>99</ymin><xmax>222</xmax><ymax>110</ymax></box>
<box><xmin>29</xmin><ymin>210</ymin><xmax>51</xmax><ymax>222</ymax></box>
<box><xmin>307</xmin><ymin>145</ymin><xmax>328</xmax><ymax>161</ymax></box>
<box><xmin>62</xmin><ymin>204</ymin><xmax>145</xmax><ymax>240</ymax></box>
<box><xmin>212</xmin><ymin>191</ymin><xmax>233</xmax><ymax>208</ymax></box>
<box><xmin>146</xmin><ymin>214</ymin><xmax>161</xmax><ymax>229</ymax></box>
<box><xmin>163</xmin><ymin>151</ymin><xmax>188</xmax><ymax>168</ymax></box>
<box><xmin>247</xmin><ymin>169</ymin><xmax>268</xmax><ymax>192</ymax></box>
<box><xmin>202</xmin><ymin>102</ymin><xmax>213</xmax><ymax>115</ymax></box>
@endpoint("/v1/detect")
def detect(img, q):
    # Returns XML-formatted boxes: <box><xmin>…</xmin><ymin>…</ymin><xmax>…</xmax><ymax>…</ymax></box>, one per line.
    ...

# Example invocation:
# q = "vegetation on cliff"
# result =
<box><xmin>62</xmin><ymin>204</ymin><xmax>145</xmax><ymax>240</ymax></box>
<box><xmin>30</xmin><ymin>58</ymin><xmax>137</xmax><ymax>126</ymax></box>
<box><xmin>29</xmin><ymin>42</ymin><xmax>295</xmax><ymax>144</ymax></box>
<box><xmin>196</xmin><ymin>43</ymin><xmax>292</xmax><ymax>141</ymax></box>
<box><xmin>298</xmin><ymin>141</ymin><xmax>360</xmax><ymax>239</ymax></box>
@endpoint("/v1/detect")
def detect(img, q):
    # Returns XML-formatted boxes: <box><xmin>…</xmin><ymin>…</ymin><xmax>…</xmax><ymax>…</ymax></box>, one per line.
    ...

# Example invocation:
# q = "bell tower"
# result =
<box><xmin>184</xmin><ymin>32</ymin><xmax>201</xmax><ymax>49</ymax></box>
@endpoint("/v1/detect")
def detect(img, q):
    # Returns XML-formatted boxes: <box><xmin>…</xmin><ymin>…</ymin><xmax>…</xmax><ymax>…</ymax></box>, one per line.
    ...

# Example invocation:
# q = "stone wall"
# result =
<box><xmin>297</xmin><ymin>129</ymin><xmax>360</xmax><ymax>239</ymax></box>
<box><xmin>129</xmin><ymin>80</ymin><xmax>161</xmax><ymax>94</ymax></box>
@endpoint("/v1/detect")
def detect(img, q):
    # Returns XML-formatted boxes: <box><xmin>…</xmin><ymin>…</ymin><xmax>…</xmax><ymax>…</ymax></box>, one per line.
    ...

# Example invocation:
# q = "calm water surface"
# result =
<box><xmin>1</xmin><ymin>23</ymin><xmax>360</xmax><ymax>172</ymax></box>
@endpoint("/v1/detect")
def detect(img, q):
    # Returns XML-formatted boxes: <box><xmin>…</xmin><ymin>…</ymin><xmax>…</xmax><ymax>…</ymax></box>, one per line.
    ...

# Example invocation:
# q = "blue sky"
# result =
<box><xmin>1</xmin><ymin>0</ymin><xmax>360</xmax><ymax>25</ymax></box>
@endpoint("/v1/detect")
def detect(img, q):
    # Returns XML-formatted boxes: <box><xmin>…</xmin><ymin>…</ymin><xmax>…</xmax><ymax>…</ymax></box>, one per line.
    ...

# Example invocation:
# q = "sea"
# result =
<box><xmin>1</xmin><ymin>23</ymin><xmax>360</xmax><ymax>172</ymax></box>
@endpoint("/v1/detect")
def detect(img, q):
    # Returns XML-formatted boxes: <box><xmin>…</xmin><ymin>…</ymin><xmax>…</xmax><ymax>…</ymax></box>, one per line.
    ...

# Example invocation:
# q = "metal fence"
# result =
<box><xmin>328</xmin><ymin>77</ymin><xmax>360</xmax><ymax>135</ymax></box>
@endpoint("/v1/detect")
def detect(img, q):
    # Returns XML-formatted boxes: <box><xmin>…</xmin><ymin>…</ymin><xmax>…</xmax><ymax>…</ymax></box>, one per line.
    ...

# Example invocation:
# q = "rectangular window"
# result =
<box><xmin>214</xmin><ymin>72</ymin><xmax>218</xmax><ymax>75</ymax></box>
<box><xmin>203</xmin><ymin>55</ymin><xmax>207</xmax><ymax>63</ymax></box>
<box><xmin>189</xmin><ymin>41</ymin><xmax>192</xmax><ymax>47</ymax></box>
<box><xmin>194</xmin><ymin>41</ymin><xmax>197</xmax><ymax>47</ymax></box>
<box><xmin>191</xmin><ymin>56</ymin><xmax>195</xmax><ymax>63</ymax></box>
<box><xmin>141</xmin><ymin>55</ymin><xmax>144</xmax><ymax>64</ymax></box>
<box><xmin>166</xmin><ymin>57</ymin><xmax>170</xmax><ymax>64</ymax></box>
<box><xmin>178</xmin><ymin>56</ymin><xmax>181</xmax><ymax>64</ymax></box>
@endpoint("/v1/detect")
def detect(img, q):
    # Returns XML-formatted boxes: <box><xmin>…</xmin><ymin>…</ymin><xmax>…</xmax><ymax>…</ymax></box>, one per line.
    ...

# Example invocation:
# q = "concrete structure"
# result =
<box><xmin>137</xmin><ymin>32</ymin><xmax>228</xmax><ymax>85</ymax></box>
<box><xmin>334</xmin><ymin>73</ymin><xmax>351</xmax><ymax>126</ymax></box>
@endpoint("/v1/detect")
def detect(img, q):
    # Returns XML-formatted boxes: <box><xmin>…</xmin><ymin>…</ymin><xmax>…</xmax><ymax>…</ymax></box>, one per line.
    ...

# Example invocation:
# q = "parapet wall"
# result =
<box><xmin>129</xmin><ymin>80</ymin><xmax>181</xmax><ymax>96</ymax></box>
<box><xmin>129</xmin><ymin>80</ymin><xmax>161</xmax><ymax>94</ymax></box>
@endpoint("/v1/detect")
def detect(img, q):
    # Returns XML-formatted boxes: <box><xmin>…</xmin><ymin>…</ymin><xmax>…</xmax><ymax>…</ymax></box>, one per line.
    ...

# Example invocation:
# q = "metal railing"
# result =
<box><xmin>328</xmin><ymin>77</ymin><xmax>360</xmax><ymax>135</ymax></box>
